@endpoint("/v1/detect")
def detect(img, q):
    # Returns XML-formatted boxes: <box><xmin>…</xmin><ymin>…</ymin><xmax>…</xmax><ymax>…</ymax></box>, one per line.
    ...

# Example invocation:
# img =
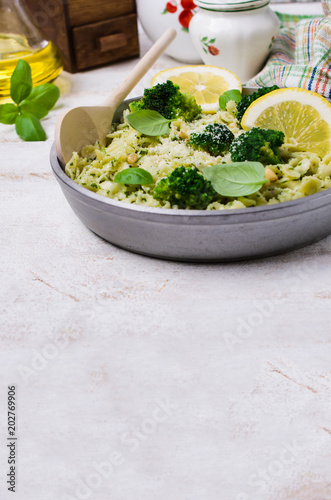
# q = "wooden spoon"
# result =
<box><xmin>55</xmin><ymin>28</ymin><xmax>176</xmax><ymax>166</ymax></box>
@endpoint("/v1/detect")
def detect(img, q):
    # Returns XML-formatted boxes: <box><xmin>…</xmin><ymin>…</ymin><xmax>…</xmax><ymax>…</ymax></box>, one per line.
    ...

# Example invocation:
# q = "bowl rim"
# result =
<box><xmin>50</xmin><ymin>143</ymin><xmax>331</xmax><ymax>223</ymax></box>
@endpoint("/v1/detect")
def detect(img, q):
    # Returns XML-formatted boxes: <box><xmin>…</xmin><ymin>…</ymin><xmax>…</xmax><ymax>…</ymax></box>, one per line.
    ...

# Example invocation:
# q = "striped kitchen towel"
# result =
<box><xmin>246</xmin><ymin>0</ymin><xmax>331</xmax><ymax>98</ymax></box>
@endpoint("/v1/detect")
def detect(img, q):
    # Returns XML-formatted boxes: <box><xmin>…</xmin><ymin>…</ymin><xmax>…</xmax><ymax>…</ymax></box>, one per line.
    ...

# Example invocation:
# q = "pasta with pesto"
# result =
<box><xmin>65</xmin><ymin>102</ymin><xmax>331</xmax><ymax>210</ymax></box>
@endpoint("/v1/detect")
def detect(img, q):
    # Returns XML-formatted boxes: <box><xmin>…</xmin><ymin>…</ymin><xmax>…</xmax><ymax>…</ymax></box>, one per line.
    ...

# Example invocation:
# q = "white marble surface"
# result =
<box><xmin>1</xmin><ymin>4</ymin><xmax>331</xmax><ymax>500</ymax></box>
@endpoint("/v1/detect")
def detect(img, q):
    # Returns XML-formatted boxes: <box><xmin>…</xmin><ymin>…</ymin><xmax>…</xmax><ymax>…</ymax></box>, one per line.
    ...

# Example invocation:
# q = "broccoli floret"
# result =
<box><xmin>189</xmin><ymin>123</ymin><xmax>235</xmax><ymax>156</ymax></box>
<box><xmin>153</xmin><ymin>166</ymin><xmax>217</xmax><ymax>209</ymax></box>
<box><xmin>129</xmin><ymin>80</ymin><xmax>201</xmax><ymax>122</ymax></box>
<box><xmin>230</xmin><ymin>127</ymin><xmax>285</xmax><ymax>165</ymax></box>
<box><xmin>236</xmin><ymin>86</ymin><xmax>279</xmax><ymax>125</ymax></box>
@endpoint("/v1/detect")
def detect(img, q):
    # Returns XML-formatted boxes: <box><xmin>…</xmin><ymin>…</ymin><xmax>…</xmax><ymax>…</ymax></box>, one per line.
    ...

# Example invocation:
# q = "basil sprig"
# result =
<box><xmin>219</xmin><ymin>89</ymin><xmax>242</xmax><ymax>110</ymax></box>
<box><xmin>114</xmin><ymin>167</ymin><xmax>153</xmax><ymax>185</ymax></box>
<box><xmin>0</xmin><ymin>59</ymin><xmax>60</xmax><ymax>141</ymax></box>
<box><xmin>126</xmin><ymin>110</ymin><xmax>171</xmax><ymax>136</ymax></box>
<box><xmin>203</xmin><ymin>162</ymin><xmax>267</xmax><ymax>197</ymax></box>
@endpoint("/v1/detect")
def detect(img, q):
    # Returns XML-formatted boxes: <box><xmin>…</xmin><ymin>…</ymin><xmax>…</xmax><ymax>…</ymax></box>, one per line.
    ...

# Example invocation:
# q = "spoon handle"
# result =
<box><xmin>101</xmin><ymin>28</ymin><xmax>177</xmax><ymax>108</ymax></box>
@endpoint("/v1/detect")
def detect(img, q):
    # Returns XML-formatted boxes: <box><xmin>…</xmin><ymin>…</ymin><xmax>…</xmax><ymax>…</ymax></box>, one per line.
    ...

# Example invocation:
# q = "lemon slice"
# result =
<box><xmin>151</xmin><ymin>65</ymin><xmax>242</xmax><ymax>113</ymax></box>
<box><xmin>241</xmin><ymin>87</ymin><xmax>331</xmax><ymax>157</ymax></box>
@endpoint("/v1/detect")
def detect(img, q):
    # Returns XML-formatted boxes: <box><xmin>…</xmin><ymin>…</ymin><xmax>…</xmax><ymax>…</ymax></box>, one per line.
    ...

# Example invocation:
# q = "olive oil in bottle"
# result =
<box><xmin>0</xmin><ymin>1</ymin><xmax>63</xmax><ymax>98</ymax></box>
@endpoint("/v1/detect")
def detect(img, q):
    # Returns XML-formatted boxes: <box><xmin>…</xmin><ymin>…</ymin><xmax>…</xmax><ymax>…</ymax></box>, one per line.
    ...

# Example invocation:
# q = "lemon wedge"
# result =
<box><xmin>241</xmin><ymin>87</ymin><xmax>331</xmax><ymax>157</ymax></box>
<box><xmin>151</xmin><ymin>65</ymin><xmax>242</xmax><ymax>113</ymax></box>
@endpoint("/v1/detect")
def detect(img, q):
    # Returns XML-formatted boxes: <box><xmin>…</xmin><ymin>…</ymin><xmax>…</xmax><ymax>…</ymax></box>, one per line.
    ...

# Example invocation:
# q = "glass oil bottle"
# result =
<box><xmin>0</xmin><ymin>0</ymin><xmax>63</xmax><ymax>98</ymax></box>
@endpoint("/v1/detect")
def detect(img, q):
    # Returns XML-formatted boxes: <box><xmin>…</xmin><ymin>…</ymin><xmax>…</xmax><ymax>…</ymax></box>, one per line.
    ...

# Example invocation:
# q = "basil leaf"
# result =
<box><xmin>114</xmin><ymin>167</ymin><xmax>153</xmax><ymax>185</ymax></box>
<box><xmin>126</xmin><ymin>110</ymin><xmax>171</xmax><ymax>136</ymax></box>
<box><xmin>19</xmin><ymin>100</ymin><xmax>48</xmax><ymax>119</ymax></box>
<box><xmin>0</xmin><ymin>103</ymin><xmax>18</xmax><ymax>124</ymax></box>
<box><xmin>224</xmin><ymin>89</ymin><xmax>242</xmax><ymax>103</ymax></box>
<box><xmin>15</xmin><ymin>113</ymin><xmax>47</xmax><ymax>141</ymax></box>
<box><xmin>219</xmin><ymin>89</ymin><xmax>242</xmax><ymax>110</ymax></box>
<box><xmin>27</xmin><ymin>83</ymin><xmax>60</xmax><ymax>112</ymax></box>
<box><xmin>219</xmin><ymin>95</ymin><xmax>230</xmax><ymax>110</ymax></box>
<box><xmin>203</xmin><ymin>162</ymin><xmax>266</xmax><ymax>197</ymax></box>
<box><xmin>10</xmin><ymin>59</ymin><xmax>32</xmax><ymax>104</ymax></box>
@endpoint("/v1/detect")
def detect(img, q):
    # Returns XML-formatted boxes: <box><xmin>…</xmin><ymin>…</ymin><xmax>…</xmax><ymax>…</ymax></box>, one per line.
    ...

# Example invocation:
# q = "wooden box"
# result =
<box><xmin>23</xmin><ymin>0</ymin><xmax>140</xmax><ymax>73</ymax></box>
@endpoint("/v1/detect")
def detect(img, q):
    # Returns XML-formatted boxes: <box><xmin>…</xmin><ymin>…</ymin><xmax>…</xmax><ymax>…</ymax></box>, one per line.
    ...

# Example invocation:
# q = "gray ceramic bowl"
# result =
<box><xmin>50</xmin><ymin>98</ymin><xmax>331</xmax><ymax>262</ymax></box>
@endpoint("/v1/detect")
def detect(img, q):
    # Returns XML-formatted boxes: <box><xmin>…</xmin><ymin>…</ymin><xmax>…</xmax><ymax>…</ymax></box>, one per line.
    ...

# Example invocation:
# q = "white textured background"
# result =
<box><xmin>1</xmin><ymin>4</ymin><xmax>331</xmax><ymax>499</ymax></box>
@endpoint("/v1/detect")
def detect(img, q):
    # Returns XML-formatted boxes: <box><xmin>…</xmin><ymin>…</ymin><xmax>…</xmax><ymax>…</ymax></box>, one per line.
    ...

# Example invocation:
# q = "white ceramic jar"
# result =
<box><xmin>189</xmin><ymin>0</ymin><xmax>280</xmax><ymax>82</ymax></box>
<box><xmin>137</xmin><ymin>0</ymin><xmax>202</xmax><ymax>63</ymax></box>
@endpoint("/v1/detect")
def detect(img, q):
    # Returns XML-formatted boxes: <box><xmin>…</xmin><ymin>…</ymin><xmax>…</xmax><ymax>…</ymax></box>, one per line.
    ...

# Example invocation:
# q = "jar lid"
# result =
<box><xmin>195</xmin><ymin>0</ymin><xmax>269</xmax><ymax>11</ymax></box>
